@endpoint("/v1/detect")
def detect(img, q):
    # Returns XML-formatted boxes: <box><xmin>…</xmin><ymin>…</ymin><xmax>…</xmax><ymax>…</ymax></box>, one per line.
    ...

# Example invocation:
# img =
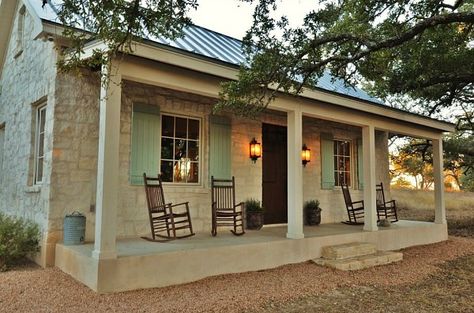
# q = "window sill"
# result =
<box><xmin>24</xmin><ymin>185</ymin><xmax>41</xmax><ymax>193</ymax></box>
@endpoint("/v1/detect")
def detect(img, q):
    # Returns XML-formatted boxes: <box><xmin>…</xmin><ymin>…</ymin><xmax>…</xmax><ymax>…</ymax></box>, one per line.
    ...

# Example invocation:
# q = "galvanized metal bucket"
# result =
<box><xmin>63</xmin><ymin>211</ymin><xmax>86</xmax><ymax>245</ymax></box>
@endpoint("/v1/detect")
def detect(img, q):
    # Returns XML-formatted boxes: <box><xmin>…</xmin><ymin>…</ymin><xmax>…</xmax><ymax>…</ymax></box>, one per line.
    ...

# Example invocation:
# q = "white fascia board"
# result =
<box><xmin>81</xmin><ymin>38</ymin><xmax>455</xmax><ymax>133</ymax></box>
<box><xmin>127</xmin><ymin>41</ymin><xmax>454</xmax><ymax>133</ymax></box>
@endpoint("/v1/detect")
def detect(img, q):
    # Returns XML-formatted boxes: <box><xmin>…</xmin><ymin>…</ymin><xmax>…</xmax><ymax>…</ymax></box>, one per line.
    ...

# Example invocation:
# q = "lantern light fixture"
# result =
<box><xmin>302</xmin><ymin>144</ymin><xmax>311</xmax><ymax>167</ymax></box>
<box><xmin>249</xmin><ymin>138</ymin><xmax>262</xmax><ymax>163</ymax></box>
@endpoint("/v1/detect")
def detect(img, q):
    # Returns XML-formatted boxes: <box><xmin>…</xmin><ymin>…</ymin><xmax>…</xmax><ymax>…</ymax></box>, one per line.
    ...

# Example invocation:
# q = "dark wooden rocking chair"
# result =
<box><xmin>376</xmin><ymin>182</ymin><xmax>399</xmax><ymax>223</ymax></box>
<box><xmin>341</xmin><ymin>184</ymin><xmax>365</xmax><ymax>225</ymax></box>
<box><xmin>142</xmin><ymin>173</ymin><xmax>194</xmax><ymax>242</ymax></box>
<box><xmin>211</xmin><ymin>176</ymin><xmax>245</xmax><ymax>236</ymax></box>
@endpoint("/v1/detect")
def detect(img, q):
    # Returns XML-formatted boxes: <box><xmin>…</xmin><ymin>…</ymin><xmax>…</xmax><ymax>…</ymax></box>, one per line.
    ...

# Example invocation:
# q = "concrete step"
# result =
<box><xmin>321</xmin><ymin>242</ymin><xmax>377</xmax><ymax>260</ymax></box>
<box><xmin>313</xmin><ymin>251</ymin><xmax>403</xmax><ymax>271</ymax></box>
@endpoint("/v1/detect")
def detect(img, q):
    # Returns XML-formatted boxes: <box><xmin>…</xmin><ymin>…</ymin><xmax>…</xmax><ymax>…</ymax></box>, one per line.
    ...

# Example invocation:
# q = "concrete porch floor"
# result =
<box><xmin>55</xmin><ymin>220</ymin><xmax>447</xmax><ymax>293</ymax></box>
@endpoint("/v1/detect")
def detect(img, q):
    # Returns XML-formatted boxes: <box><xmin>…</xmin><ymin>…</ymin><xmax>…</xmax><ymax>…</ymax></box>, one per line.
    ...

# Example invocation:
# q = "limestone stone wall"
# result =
<box><xmin>0</xmin><ymin>3</ymin><xmax>57</xmax><ymax>264</ymax></box>
<box><xmin>48</xmin><ymin>70</ymin><xmax>101</xmax><ymax>244</ymax></box>
<box><xmin>46</xmin><ymin>77</ymin><xmax>391</xmax><ymax>245</ymax></box>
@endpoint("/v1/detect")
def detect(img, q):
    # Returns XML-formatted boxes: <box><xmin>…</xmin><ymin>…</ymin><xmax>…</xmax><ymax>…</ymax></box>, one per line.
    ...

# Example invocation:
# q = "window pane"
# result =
<box><xmin>36</xmin><ymin>158</ymin><xmax>43</xmax><ymax>182</ymax></box>
<box><xmin>161</xmin><ymin>138</ymin><xmax>173</xmax><ymax>159</ymax></box>
<box><xmin>343</xmin><ymin>141</ymin><xmax>350</xmax><ymax>156</ymax></box>
<box><xmin>175</xmin><ymin>117</ymin><xmax>187</xmax><ymax>138</ymax></box>
<box><xmin>345</xmin><ymin>157</ymin><xmax>351</xmax><ymax>171</ymax></box>
<box><xmin>188</xmin><ymin>140</ymin><xmax>199</xmax><ymax>161</ymax></box>
<box><xmin>162</xmin><ymin>115</ymin><xmax>174</xmax><ymax>137</ymax></box>
<box><xmin>188</xmin><ymin>162</ymin><xmax>199</xmax><ymax>183</ymax></box>
<box><xmin>338</xmin><ymin>156</ymin><xmax>345</xmax><ymax>170</ymax></box>
<box><xmin>344</xmin><ymin>172</ymin><xmax>351</xmax><ymax>185</ymax></box>
<box><xmin>173</xmin><ymin>160</ymin><xmax>188</xmax><ymax>182</ymax></box>
<box><xmin>38</xmin><ymin>133</ymin><xmax>45</xmax><ymax>157</ymax></box>
<box><xmin>188</xmin><ymin>119</ymin><xmax>199</xmax><ymax>139</ymax></box>
<box><xmin>160</xmin><ymin>161</ymin><xmax>173</xmax><ymax>182</ymax></box>
<box><xmin>39</xmin><ymin>108</ymin><xmax>46</xmax><ymax>133</ymax></box>
<box><xmin>174</xmin><ymin>139</ymin><xmax>187</xmax><ymax>160</ymax></box>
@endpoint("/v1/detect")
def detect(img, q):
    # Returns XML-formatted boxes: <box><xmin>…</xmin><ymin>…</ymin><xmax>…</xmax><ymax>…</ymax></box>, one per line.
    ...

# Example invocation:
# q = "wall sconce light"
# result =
<box><xmin>302</xmin><ymin>144</ymin><xmax>311</xmax><ymax>167</ymax></box>
<box><xmin>249</xmin><ymin>138</ymin><xmax>262</xmax><ymax>163</ymax></box>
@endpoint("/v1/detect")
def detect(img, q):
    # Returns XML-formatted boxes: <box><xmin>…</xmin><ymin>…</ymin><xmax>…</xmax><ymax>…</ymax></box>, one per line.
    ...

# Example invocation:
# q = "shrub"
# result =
<box><xmin>244</xmin><ymin>198</ymin><xmax>263</xmax><ymax>213</ymax></box>
<box><xmin>0</xmin><ymin>213</ymin><xmax>40</xmax><ymax>271</ymax></box>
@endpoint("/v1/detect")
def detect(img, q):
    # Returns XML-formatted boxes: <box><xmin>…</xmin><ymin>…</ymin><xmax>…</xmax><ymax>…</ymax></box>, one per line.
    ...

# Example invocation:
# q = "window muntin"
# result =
<box><xmin>334</xmin><ymin>140</ymin><xmax>351</xmax><ymax>187</ymax></box>
<box><xmin>160</xmin><ymin>114</ymin><xmax>200</xmax><ymax>184</ymax></box>
<box><xmin>34</xmin><ymin>105</ymin><xmax>46</xmax><ymax>184</ymax></box>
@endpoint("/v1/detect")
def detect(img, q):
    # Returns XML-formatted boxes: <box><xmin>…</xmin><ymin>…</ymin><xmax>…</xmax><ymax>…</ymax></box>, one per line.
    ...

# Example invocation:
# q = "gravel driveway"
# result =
<box><xmin>1</xmin><ymin>236</ymin><xmax>473</xmax><ymax>313</ymax></box>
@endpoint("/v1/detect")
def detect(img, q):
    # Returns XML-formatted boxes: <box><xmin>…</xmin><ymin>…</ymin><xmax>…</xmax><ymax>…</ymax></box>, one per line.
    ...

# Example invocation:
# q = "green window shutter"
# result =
<box><xmin>130</xmin><ymin>104</ymin><xmax>161</xmax><ymax>185</ymax></box>
<box><xmin>321</xmin><ymin>133</ymin><xmax>335</xmax><ymax>189</ymax></box>
<box><xmin>357</xmin><ymin>139</ymin><xmax>364</xmax><ymax>190</ymax></box>
<box><xmin>210</xmin><ymin>116</ymin><xmax>231</xmax><ymax>179</ymax></box>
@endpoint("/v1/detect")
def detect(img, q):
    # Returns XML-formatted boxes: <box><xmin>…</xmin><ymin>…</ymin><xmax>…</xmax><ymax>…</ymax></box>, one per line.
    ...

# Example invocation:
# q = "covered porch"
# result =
<box><xmin>56</xmin><ymin>221</ymin><xmax>447</xmax><ymax>292</ymax></box>
<box><xmin>54</xmin><ymin>40</ymin><xmax>454</xmax><ymax>292</ymax></box>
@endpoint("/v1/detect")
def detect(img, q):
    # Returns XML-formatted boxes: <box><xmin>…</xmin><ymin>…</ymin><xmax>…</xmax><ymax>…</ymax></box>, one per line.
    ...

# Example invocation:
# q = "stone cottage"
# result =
<box><xmin>0</xmin><ymin>0</ymin><xmax>454</xmax><ymax>292</ymax></box>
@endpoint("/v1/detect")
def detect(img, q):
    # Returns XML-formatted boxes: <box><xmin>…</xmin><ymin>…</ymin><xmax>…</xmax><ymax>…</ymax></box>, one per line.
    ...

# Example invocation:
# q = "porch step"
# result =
<box><xmin>313</xmin><ymin>250</ymin><xmax>403</xmax><ymax>271</ymax></box>
<box><xmin>321</xmin><ymin>242</ymin><xmax>377</xmax><ymax>260</ymax></box>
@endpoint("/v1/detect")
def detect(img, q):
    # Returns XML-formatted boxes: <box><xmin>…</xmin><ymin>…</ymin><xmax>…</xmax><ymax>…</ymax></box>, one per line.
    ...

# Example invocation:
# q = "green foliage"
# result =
<box><xmin>52</xmin><ymin>0</ymin><xmax>198</xmax><ymax>71</ymax></box>
<box><xmin>304</xmin><ymin>200</ymin><xmax>321</xmax><ymax>212</ymax></box>
<box><xmin>218</xmin><ymin>0</ymin><xmax>473</xmax><ymax>122</ymax></box>
<box><xmin>460</xmin><ymin>170</ymin><xmax>474</xmax><ymax>192</ymax></box>
<box><xmin>244</xmin><ymin>198</ymin><xmax>263</xmax><ymax>213</ymax></box>
<box><xmin>0</xmin><ymin>213</ymin><xmax>40</xmax><ymax>271</ymax></box>
<box><xmin>391</xmin><ymin>138</ymin><xmax>434</xmax><ymax>190</ymax></box>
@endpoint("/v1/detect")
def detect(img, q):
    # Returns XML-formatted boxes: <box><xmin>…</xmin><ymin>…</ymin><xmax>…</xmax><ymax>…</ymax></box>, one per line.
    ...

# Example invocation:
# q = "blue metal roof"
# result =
<box><xmin>35</xmin><ymin>0</ymin><xmax>381</xmax><ymax>104</ymax></box>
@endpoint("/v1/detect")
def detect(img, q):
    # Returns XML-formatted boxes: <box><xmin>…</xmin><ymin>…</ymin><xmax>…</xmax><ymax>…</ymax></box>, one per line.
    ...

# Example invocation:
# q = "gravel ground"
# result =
<box><xmin>1</xmin><ymin>236</ymin><xmax>474</xmax><ymax>313</ymax></box>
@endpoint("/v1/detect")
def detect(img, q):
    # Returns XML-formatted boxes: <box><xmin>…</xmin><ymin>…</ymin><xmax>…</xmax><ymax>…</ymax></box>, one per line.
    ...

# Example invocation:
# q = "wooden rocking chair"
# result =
<box><xmin>142</xmin><ymin>173</ymin><xmax>194</xmax><ymax>242</ymax></box>
<box><xmin>211</xmin><ymin>176</ymin><xmax>245</xmax><ymax>236</ymax></box>
<box><xmin>376</xmin><ymin>182</ymin><xmax>399</xmax><ymax>223</ymax></box>
<box><xmin>341</xmin><ymin>184</ymin><xmax>365</xmax><ymax>225</ymax></box>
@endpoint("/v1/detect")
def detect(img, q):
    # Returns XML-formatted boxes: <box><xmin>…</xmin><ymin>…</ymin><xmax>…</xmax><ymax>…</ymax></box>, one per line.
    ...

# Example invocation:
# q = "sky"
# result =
<box><xmin>189</xmin><ymin>0</ymin><xmax>318</xmax><ymax>40</ymax></box>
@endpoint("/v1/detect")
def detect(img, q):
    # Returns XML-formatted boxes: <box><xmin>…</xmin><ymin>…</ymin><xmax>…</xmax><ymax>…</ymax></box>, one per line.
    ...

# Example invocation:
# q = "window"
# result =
<box><xmin>15</xmin><ymin>5</ymin><xmax>26</xmax><ymax>57</ymax></box>
<box><xmin>334</xmin><ymin>140</ymin><xmax>351</xmax><ymax>186</ymax></box>
<box><xmin>34</xmin><ymin>105</ymin><xmax>46</xmax><ymax>184</ymax></box>
<box><xmin>0</xmin><ymin>124</ymin><xmax>4</xmax><ymax>185</ymax></box>
<box><xmin>160</xmin><ymin>114</ymin><xmax>200</xmax><ymax>183</ymax></box>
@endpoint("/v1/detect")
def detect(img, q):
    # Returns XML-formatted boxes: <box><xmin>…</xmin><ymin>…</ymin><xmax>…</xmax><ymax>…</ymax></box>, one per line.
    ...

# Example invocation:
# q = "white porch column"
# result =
<box><xmin>287</xmin><ymin>109</ymin><xmax>304</xmax><ymax>239</ymax></box>
<box><xmin>433</xmin><ymin>138</ymin><xmax>446</xmax><ymax>224</ymax></box>
<box><xmin>92</xmin><ymin>62</ymin><xmax>122</xmax><ymax>259</ymax></box>
<box><xmin>362</xmin><ymin>125</ymin><xmax>378</xmax><ymax>231</ymax></box>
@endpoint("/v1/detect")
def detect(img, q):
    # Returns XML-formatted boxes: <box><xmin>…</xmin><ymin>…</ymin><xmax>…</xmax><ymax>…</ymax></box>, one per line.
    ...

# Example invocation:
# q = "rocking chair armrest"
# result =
<box><xmin>168</xmin><ymin>201</ymin><xmax>189</xmax><ymax>208</ymax></box>
<box><xmin>234</xmin><ymin>202</ymin><xmax>244</xmax><ymax>212</ymax></box>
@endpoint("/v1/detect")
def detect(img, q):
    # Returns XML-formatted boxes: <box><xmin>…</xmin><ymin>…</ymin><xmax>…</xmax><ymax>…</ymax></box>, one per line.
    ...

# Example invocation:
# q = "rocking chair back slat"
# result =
<box><xmin>143</xmin><ymin>173</ymin><xmax>195</xmax><ymax>241</ymax></box>
<box><xmin>376</xmin><ymin>182</ymin><xmax>399</xmax><ymax>222</ymax></box>
<box><xmin>341</xmin><ymin>183</ymin><xmax>364</xmax><ymax>225</ymax></box>
<box><xmin>211</xmin><ymin>176</ymin><xmax>245</xmax><ymax>236</ymax></box>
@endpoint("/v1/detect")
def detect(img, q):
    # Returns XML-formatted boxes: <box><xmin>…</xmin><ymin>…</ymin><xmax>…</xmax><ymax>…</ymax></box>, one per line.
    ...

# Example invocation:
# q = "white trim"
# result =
<box><xmin>33</xmin><ymin>103</ymin><xmax>46</xmax><ymax>185</ymax></box>
<box><xmin>333</xmin><ymin>138</ymin><xmax>353</xmax><ymax>188</ymax></box>
<box><xmin>159</xmin><ymin>113</ymin><xmax>202</xmax><ymax>185</ymax></box>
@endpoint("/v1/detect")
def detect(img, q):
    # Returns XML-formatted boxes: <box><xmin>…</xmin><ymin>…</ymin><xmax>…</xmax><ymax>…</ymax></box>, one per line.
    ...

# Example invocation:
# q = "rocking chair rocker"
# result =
<box><xmin>341</xmin><ymin>184</ymin><xmax>365</xmax><ymax>225</ymax></box>
<box><xmin>211</xmin><ymin>176</ymin><xmax>245</xmax><ymax>236</ymax></box>
<box><xmin>142</xmin><ymin>173</ymin><xmax>194</xmax><ymax>242</ymax></box>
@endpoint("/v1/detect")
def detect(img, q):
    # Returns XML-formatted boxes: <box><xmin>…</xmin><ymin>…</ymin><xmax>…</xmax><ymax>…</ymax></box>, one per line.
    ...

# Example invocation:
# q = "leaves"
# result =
<box><xmin>218</xmin><ymin>0</ymin><xmax>474</xmax><ymax>120</ymax></box>
<box><xmin>55</xmin><ymin>0</ymin><xmax>197</xmax><ymax>71</ymax></box>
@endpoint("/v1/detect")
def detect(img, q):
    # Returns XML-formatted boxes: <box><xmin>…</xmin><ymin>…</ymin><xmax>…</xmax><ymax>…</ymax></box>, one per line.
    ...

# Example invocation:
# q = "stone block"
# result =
<box><xmin>321</xmin><ymin>242</ymin><xmax>377</xmax><ymax>260</ymax></box>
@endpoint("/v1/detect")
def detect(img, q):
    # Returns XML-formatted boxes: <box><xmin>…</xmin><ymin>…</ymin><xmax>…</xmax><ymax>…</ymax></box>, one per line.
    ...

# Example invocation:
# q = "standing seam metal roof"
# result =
<box><xmin>34</xmin><ymin>0</ymin><xmax>382</xmax><ymax>104</ymax></box>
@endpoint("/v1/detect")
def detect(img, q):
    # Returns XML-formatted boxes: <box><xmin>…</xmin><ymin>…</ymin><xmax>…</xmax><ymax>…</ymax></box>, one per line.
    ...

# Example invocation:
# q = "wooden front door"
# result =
<box><xmin>262</xmin><ymin>123</ymin><xmax>288</xmax><ymax>224</ymax></box>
